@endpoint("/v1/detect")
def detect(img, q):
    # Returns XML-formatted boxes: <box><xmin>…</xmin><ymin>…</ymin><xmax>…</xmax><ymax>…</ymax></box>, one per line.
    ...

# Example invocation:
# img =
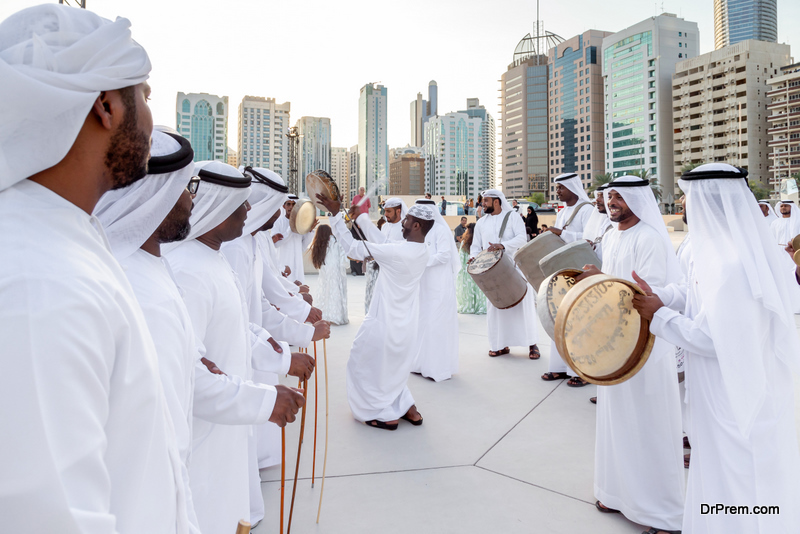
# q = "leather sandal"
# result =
<box><xmin>595</xmin><ymin>501</ymin><xmax>620</xmax><ymax>514</ymax></box>
<box><xmin>401</xmin><ymin>413</ymin><xmax>423</xmax><ymax>426</ymax></box>
<box><xmin>642</xmin><ymin>529</ymin><xmax>681</xmax><ymax>534</ymax></box>
<box><xmin>365</xmin><ymin>419</ymin><xmax>398</xmax><ymax>431</ymax></box>
<box><xmin>567</xmin><ymin>376</ymin><xmax>589</xmax><ymax>387</ymax></box>
<box><xmin>529</xmin><ymin>345</ymin><xmax>541</xmax><ymax>359</ymax></box>
<box><xmin>489</xmin><ymin>347</ymin><xmax>510</xmax><ymax>357</ymax></box>
<box><xmin>541</xmin><ymin>372</ymin><xmax>569</xmax><ymax>381</ymax></box>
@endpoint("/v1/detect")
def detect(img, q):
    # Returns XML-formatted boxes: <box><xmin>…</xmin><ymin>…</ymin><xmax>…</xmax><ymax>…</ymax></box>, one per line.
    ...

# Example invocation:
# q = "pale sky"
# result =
<box><xmin>4</xmin><ymin>0</ymin><xmax>799</xmax><ymax>154</ymax></box>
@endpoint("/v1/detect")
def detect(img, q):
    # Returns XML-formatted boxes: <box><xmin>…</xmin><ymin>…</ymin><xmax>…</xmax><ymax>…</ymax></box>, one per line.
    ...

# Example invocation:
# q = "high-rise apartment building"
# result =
<box><xmin>295</xmin><ymin>116</ymin><xmax>331</xmax><ymax>194</ymax></box>
<box><xmin>389</xmin><ymin>148</ymin><xmax>426</xmax><ymax>196</ymax></box>
<box><xmin>226</xmin><ymin>147</ymin><xmax>238</xmax><ymax>167</ymax></box>
<box><xmin>547</xmin><ymin>30</ymin><xmax>612</xmax><ymax>201</ymax></box>
<box><xmin>348</xmin><ymin>144</ymin><xmax>359</xmax><ymax>207</ymax></box>
<box><xmin>409</xmin><ymin>81</ymin><xmax>438</xmax><ymax>147</ymax></box>
<box><xmin>460</xmin><ymin>98</ymin><xmax>496</xmax><ymax>194</ymax></box>
<box><xmin>714</xmin><ymin>0</ymin><xmax>777</xmax><ymax>50</ymax></box>
<box><xmin>237</xmin><ymin>96</ymin><xmax>290</xmax><ymax>181</ymax></box>
<box><xmin>331</xmin><ymin>147</ymin><xmax>349</xmax><ymax>202</ymax></box>
<box><xmin>424</xmin><ymin>106</ymin><xmax>486</xmax><ymax>199</ymax></box>
<box><xmin>357</xmin><ymin>83</ymin><xmax>389</xmax><ymax>204</ymax></box>
<box><xmin>767</xmin><ymin>62</ymin><xmax>800</xmax><ymax>196</ymax></box>
<box><xmin>176</xmin><ymin>92</ymin><xmax>228</xmax><ymax>162</ymax></box>
<box><xmin>673</xmin><ymin>40</ymin><xmax>791</xmax><ymax>191</ymax></box>
<box><xmin>603</xmin><ymin>13</ymin><xmax>699</xmax><ymax>205</ymax></box>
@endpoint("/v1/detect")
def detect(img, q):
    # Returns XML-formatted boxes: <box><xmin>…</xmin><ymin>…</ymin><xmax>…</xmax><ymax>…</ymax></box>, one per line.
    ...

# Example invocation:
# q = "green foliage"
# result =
<box><xmin>628</xmin><ymin>169</ymin><xmax>662</xmax><ymax>202</ymax></box>
<box><xmin>587</xmin><ymin>173</ymin><xmax>613</xmax><ymax>194</ymax></box>
<box><xmin>748</xmin><ymin>180</ymin><xmax>771</xmax><ymax>201</ymax></box>
<box><xmin>526</xmin><ymin>192</ymin><xmax>546</xmax><ymax>205</ymax></box>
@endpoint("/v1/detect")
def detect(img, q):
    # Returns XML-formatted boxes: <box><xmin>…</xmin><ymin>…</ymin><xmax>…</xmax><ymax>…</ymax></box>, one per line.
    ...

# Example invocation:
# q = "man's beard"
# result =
<box><xmin>484</xmin><ymin>205</ymin><xmax>495</xmax><ymax>214</ymax></box>
<box><xmin>682</xmin><ymin>213</ymin><xmax>687</xmax><ymax>224</ymax></box>
<box><xmin>597</xmin><ymin>204</ymin><xmax>606</xmax><ymax>214</ymax></box>
<box><xmin>107</xmin><ymin>90</ymin><xmax>150</xmax><ymax>190</ymax></box>
<box><xmin>157</xmin><ymin>203</ymin><xmax>192</xmax><ymax>243</ymax></box>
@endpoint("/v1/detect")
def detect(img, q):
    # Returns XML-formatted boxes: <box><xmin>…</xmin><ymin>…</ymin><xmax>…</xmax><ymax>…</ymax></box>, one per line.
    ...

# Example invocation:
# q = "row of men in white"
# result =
<box><xmin>0</xmin><ymin>5</ymin><xmax>328</xmax><ymax>533</ymax></box>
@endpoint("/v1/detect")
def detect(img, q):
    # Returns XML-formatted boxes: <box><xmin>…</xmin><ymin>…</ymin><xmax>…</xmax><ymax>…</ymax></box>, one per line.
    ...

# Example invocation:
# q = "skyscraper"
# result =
<box><xmin>237</xmin><ymin>96</ymin><xmax>290</xmax><ymax>181</ymax></box>
<box><xmin>409</xmin><ymin>80</ymin><xmax>438</xmax><ymax>147</ymax></box>
<box><xmin>331</xmin><ymin>147</ymin><xmax>349</xmax><ymax>202</ymax></box>
<box><xmin>714</xmin><ymin>0</ymin><xmax>777</xmax><ymax>50</ymax></box>
<box><xmin>357</xmin><ymin>83</ymin><xmax>388</xmax><ymax>204</ymax></box>
<box><xmin>295</xmin><ymin>116</ymin><xmax>331</xmax><ymax>193</ymax></box>
<box><xmin>176</xmin><ymin>92</ymin><xmax>228</xmax><ymax>162</ymax></box>
<box><xmin>547</xmin><ymin>30</ymin><xmax>612</xmax><ymax>201</ymax></box>
<box><xmin>602</xmin><ymin>14</ymin><xmax>699</xmax><ymax>205</ymax></box>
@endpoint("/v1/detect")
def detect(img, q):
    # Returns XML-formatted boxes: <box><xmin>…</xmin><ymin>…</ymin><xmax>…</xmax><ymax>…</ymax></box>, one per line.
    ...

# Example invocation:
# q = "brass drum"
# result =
<box><xmin>513</xmin><ymin>232</ymin><xmax>565</xmax><ymax>291</ymax></box>
<box><xmin>289</xmin><ymin>198</ymin><xmax>317</xmax><ymax>234</ymax></box>
<box><xmin>536</xmin><ymin>269</ymin><xmax>582</xmax><ymax>340</ymax></box>
<box><xmin>467</xmin><ymin>249</ymin><xmax>528</xmax><ymax>309</ymax></box>
<box><xmin>306</xmin><ymin>170</ymin><xmax>340</xmax><ymax>212</ymax></box>
<box><xmin>538</xmin><ymin>240</ymin><xmax>601</xmax><ymax>280</ymax></box>
<box><xmin>554</xmin><ymin>274</ymin><xmax>654</xmax><ymax>385</ymax></box>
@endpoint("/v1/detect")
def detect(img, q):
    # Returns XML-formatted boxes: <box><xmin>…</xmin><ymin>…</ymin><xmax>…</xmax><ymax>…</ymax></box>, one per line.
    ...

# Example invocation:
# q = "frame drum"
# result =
<box><xmin>513</xmin><ymin>232</ymin><xmax>566</xmax><ymax>291</ymax></box>
<box><xmin>554</xmin><ymin>274</ymin><xmax>654</xmax><ymax>385</ymax></box>
<box><xmin>289</xmin><ymin>198</ymin><xmax>317</xmax><ymax>234</ymax></box>
<box><xmin>536</xmin><ymin>269</ymin><xmax>582</xmax><ymax>340</ymax></box>
<box><xmin>306</xmin><ymin>170</ymin><xmax>340</xmax><ymax>212</ymax></box>
<box><xmin>467</xmin><ymin>249</ymin><xmax>528</xmax><ymax>309</ymax></box>
<box><xmin>538</xmin><ymin>240</ymin><xmax>601</xmax><ymax>281</ymax></box>
<box><xmin>791</xmin><ymin>234</ymin><xmax>800</xmax><ymax>266</ymax></box>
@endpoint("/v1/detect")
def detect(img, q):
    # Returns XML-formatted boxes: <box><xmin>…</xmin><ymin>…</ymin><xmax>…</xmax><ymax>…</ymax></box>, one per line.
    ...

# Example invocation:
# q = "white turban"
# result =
<box><xmin>94</xmin><ymin>128</ymin><xmax>194</xmax><ymax>259</ymax></box>
<box><xmin>383</xmin><ymin>197</ymin><xmax>408</xmax><ymax>220</ymax></box>
<box><xmin>554</xmin><ymin>173</ymin><xmax>591</xmax><ymax>204</ymax></box>
<box><xmin>240</xmin><ymin>166</ymin><xmax>288</xmax><ymax>235</ymax></box>
<box><xmin>680</xmin><ymin>163</ymin><xmax>800</xmax><ymax>437</ymax></box>
<box><xmin>415</xmin><ymin>198</ymin><xmax>460</xmax><ymax>274</ymax></box>
<box><xmin>0</xmin><ymin>4</ymin><xmax>151</xmax><ymax>191</ymax></box>
<box><xmin>758</xmin><ymin>200</ymin><xmax>778</xmax><ymax>224</ymax></box>
<box><xmin>163</xmin><ymin>161</ymin><xmax>250</xmax><ymax>252</ymax></box>
<box><xmin>482</xmin><ymin>188</ymin><xmax>512</xmax><ymax>214</ymax></box>
<box><xmin>604</xmin><ymin>175</ymin><xmax>681</xmax><ymax>282</ymax></box>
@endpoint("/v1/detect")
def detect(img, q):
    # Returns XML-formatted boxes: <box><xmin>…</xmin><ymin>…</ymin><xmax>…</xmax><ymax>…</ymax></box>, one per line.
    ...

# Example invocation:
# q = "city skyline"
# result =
<box><xmin>3</xmin><ymin>0</ymin><xmax>799</xmax><ymax>171</ymax></box>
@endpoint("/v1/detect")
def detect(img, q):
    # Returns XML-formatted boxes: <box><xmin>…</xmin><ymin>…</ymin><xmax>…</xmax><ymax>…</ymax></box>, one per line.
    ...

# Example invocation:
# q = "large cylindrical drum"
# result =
<box><xmin>513</xmin><ymin>232</ymin><xmax>565</xmax><ymax>291</ymax></box>
<box><xmin>536</xmin><ymin>269</ymin><xmax>582</xmax><ymax>340</ymax></box>
<box><xmin>289</xmin><ymin>198</ymin><xmax>317</xmax><ymax>234</ymax></box>
<box><xmin>554</xmin><ymin>274</ymin><xmax>654</xmax><ymax>385</ymax></box>
<box><xmin>538</xmin><ymin>240</ymin><xmax>601</xmax><ymax>281</ymax></box>
<box><xmin>467</xmin><ymin>249</ymin><xmax>528</xmax><ymax>309</ymax></box>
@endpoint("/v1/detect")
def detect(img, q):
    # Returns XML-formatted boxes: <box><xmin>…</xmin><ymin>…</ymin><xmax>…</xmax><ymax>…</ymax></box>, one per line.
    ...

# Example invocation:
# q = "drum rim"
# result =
<box><xmin>306</xmin><ymin>173</ymin><xmax>340</xmax><ymax>213</ymax></box>
<box><xmin>467</xmin><ymin>248</ymin><xmax>505</xmax><ymax>275</ymax></box>
<box><xmin>536</xmin><ymin>268</ymin><xmax>583</xmax><ymax>339</ymax></box>
<box><xmin>289</xmin><ymin>198</ymin><xmax>317</xmax><ymax>235</ymax></box>
<box><xmin>553</xmin><ymin>274</ymin><xmax>654</xmax><ymax>386</ymax></box>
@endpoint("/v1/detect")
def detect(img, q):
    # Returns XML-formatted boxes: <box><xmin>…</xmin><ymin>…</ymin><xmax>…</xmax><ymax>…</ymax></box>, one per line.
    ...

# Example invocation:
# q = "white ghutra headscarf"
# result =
<box><xmin>240</xmin><ymin>166</ymin><xmax>288</xmax><ymax>235</ymax></box>
<box><xmin>554</xmin><ymin>173</ymin><xmax>591</xmax><ymax>204</ymax></box>
<box><xmin>0</xmin><ymin>4</ymin><xmax>151</xmax><ymax>191</ymax></box>
<box><xmin>482</xmin><ymin>188</ymin><xmax>512</xmax><ymax>215</ymax></box>
<box><xmin>383</xmin><ymin>197</ymin><xmax>408</xmax><ymax>221</ymax></box>
<box><xmin>680</xmin><ymin>163</ymin><xmax>800</xmax><ymax>437</ymax></box>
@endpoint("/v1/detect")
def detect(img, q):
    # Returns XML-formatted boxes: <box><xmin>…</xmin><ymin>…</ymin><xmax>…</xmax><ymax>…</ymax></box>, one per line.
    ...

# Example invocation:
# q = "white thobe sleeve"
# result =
<box><xmin>630</xmin><ymin>231</ymin><xmax>670</xmax><ymax>287</ymax></box>
<box><xmin>261</xmin><ymin>298</ymin><xmax>314</xmax><ymax>347</ymax></box>
<box><xmin>261</xmin><ymin>267</ymin><xmax>311</xmax><ymax>322</ymax></box>
<box><xmin>650</xmin><ymin>307</ymin><xmax>717</xmax><ymax>357</ymax></box>
<box><xmin>652</xmin><ymin>283</ymin><xmax>688</xmax><ymax>313</ymax></box>
<box><xmin>192</xmin><ymin>359</ymin><xmax>276</xmax><ymax>424</ymax></box>
<box><xmin>330</xmin><ymin>212</ymin><xmax>371</xmax><ymax>261</ymax></box>
<box><xmin>355</xmin><ymin>213</ymin><xmax>388</xmax><ymax>244</ymax></box>
<box><xmin>273</xmin><ymin>218</ymin><xmax>290</xmax><ymax>250</ymax></box>
<box><xmin>427</xmin><ymin>226</ymin><xmax>452</xmax><ymax>267</ymax></box>
<box><xmin>469</xmin><ymin>220</ymin><xmax>484</xmax><ymax>259</ymax></box>
<box><xmin>561</xmin><ymin>205</ymin><xmax>593</xmax><ymax>243</ymax></box>
<box><xmin>249</xmin><ymin>324</ymin><xmax>292</xmax><ymax>374</ymax></box>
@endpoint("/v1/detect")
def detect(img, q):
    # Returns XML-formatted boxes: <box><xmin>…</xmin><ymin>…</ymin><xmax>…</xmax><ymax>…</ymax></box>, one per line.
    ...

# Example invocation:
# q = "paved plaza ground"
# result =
<box><xmin>254</xmin><ymin>231</ymin><xmax>800</xmax><ymax>534</ymax></box>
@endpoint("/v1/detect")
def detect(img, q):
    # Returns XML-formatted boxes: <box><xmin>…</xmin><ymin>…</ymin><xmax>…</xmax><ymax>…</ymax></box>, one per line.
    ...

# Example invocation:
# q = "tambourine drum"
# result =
<box><xmin>467</xmin><ymin>249</ymin><xmax>528</xmax><ymax>309</ymax></box>
<box><xmin>289</xmin><ymin>198</ymin><xmax>317</xmax><ymax>235</ymax></box>
<box><xmin>538</xmin><ymin>240</ymin><xmax>601</xmax><ymax>281</ymax></box>
<box><xmin>536</xmin><ymin>269</ymin><xmax>582</xmax><ymax>340</ymax></box>
<box><xmin>554</xmin><ymin>274</ymin><xmax>654</xmax><ymax>385</ymax></box>
<box><xmin>306</xmin><ymin>170</ymin><xmax>340</xmax><ymax>212</ymax></box>
<box><xmin>514</xmin><ymin>232</ymin><xmax>566</xmax><ymax>291</ymax></box>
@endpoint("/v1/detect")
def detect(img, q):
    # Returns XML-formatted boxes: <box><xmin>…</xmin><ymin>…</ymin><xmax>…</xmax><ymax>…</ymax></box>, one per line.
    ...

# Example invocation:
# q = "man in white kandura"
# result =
<box><xmin>165</xmin><ymin>162</ymin><xmax>314</xmax><ymax>532</ymax></box>
<box><xmin>578</xmin><ymin>176</ymin><xmax>685</xmax><ymax>534</ymax></box>
<box><xmin>470</xmin><ymin>189</ymin><xmax>541</xmax><ymax>359</ymax></box>
<box><xmin>95</xmin><ymin>130</ymin><xmax>305</xmax><ymax>532</ymax></box>
<box><xmin>634</xmin><ymin>163</ymin><xmax>800</xmax><ymax>534</ymax></box>
<box><xmin>582</xmin><ymin>184</ymin><xmax>613</xmax><ymax>262</ymax></box>
<box><xmin>221</xmin><ymin>165</ymin><xmax>329</xmax><ymax>474</ymax></box>
<box><xmin>758</xmin><ymin>199</ymin><xmax>777</xmax><ymax>225</ymax></box>
<box><xmin>317</xmin><ymin>193</ymin><xmax>434</xmax><ymax>430</ymax></box>
<box><xmin>0</xmin><ymin>6</ymin><xmax>190</xmax><ymax>532</ymax></box>
<box><xmin>381</xmin><ymin>197</ymin><xmax>409</xmax><ymax>242</ymax></box>
<box><xmin>770</xmin><ymin>199</ymin><xmax>800</xmax><ymax>245</ymax></box>
<box><xmin>541</xmin><ymin>173</ymin><xmax>595</xmax><ymax>383</ymax></box>
<box><xmin>273</xmin><ymin>194</ymin><xmax>316</xmax><ymax>284</ymax></box>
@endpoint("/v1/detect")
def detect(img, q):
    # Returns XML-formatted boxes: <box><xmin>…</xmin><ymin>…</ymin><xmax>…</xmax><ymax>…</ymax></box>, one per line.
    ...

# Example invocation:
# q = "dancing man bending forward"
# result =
<box><xmin>317</xmin><ymin>193</ymin><xmax>434</xmax><ymax>430</ymax></box>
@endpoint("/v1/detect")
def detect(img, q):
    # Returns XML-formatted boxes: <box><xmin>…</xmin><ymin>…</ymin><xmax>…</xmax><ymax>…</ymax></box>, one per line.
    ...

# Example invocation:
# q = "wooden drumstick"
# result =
<box><xmin>235</xmin><ymin>520</ymin><xmax>251</xmax><ymax>534</ymax></box>
<box><xmin>280</xmin><ymin>427</ymin><xmax>285</xmax><ymax>534</ymax></box>
<box><xmin>287</xmin><ymin>376</ymin><xmax>309</xmax><ymax>534</ymax></box>
<box><xmin>316</xmin><ymin>338</ymin><xmax>329</xmax><ymax>524</ymax></box>
<box><xmin>312</xmin><ymin>341</ymin><xmax>319</xmax><ymax>488</ymax></box>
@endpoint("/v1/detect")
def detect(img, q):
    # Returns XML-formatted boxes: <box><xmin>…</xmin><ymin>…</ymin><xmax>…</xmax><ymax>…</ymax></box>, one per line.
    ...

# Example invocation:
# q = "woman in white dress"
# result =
<box><xmin>310</xmin><ymin>224</ymin><xmax>349</xmax><ymax>325</ymax></box>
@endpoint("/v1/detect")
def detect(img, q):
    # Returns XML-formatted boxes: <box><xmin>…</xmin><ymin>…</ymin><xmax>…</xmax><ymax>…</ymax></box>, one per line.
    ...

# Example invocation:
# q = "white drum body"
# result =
<box><xmin>538</xmin><ymin>240</ymin><xmax>601</xmax><ymax>280</ymax></box>
<box><xmin>289</xmin><ymin>198</ymin><xmax>317</xmax><ymax>234</ymax></box>
<box><xmin>513</xmin><ymin>232</ymin><xmax>565</xmax><ymax>291</ymax></box>
<box><xmin>468</xmin><ymin>249</ymin><xmax>528</xmax><ymax>309</ymax></box>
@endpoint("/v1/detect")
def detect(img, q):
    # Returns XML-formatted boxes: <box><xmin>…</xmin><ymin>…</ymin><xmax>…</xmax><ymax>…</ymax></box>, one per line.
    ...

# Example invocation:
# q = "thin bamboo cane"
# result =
<box><xmin>316</xmin><ymin>338</ymin><xmax>330</xmax><ymax>523</ymax></box>
<box><xmin>280</xmin><ymin>428</ymin><xmax>285</xmax><ymax>534</ymax></box>
<box><xmin>312</xmin><ymin>341</ymin><xmax>319</xmax><ymax>487</ymax></box>
<box><xmin>286</xmin><ymin>376</ymin><xmax>308</xmax><ymax>534</ymax></box>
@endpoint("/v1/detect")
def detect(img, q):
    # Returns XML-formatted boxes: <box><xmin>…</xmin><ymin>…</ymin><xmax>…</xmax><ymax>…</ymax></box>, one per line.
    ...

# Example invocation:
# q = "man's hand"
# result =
<box><xmin>467</xmin><ymin>256</ymin><xmax>475</xmax><ymax>264</ymax></box>
<box><xmin>298</xmin><ymin>284</ymin><xmax>310</xmax><ymax>294</ymax></box>
<box><xmin>306</xmin><ymin>306</ymin><xmax>323</xmax><ymax>323</ymax></box>
<box><xmin>272</xmin><ymin>233</ymin><xmax>284</xmax><ymax>244</ymax></box>
<box><xmin>301</xmin><ymin>292</ymin><xmax>314</xmax><ymax>305</ymax></box>
<box><xmin>348</xmin><ymin>204</ymin><xmax>360</xmax><ymax>221</ymax></box>
<box><xmin>288</xmin><ymin>352</ymin><xmax>315</xmax><ymax>381</ymax></box>
<box><xmin>312</xmin><ymin>320</ymin><xmax>331</xmax><ymax>341</ymax></box>
<box><xmin>315</xmin><ymin>193</ymin><xmax>341</xmax><ymax>215</ymax></box>
<box><xmin>282</xmin><ymin>265</ymin><xmax>291</xmax><ymax>277</ymax></box>
<box><xmin>631</xmin><ymin>270</ymin><xmax>664</xmax><ymax>321</ymax></box>
<box><xmin>268</xmin><ymin>385</ymin><xmax>305</xmax><ymax>427</ymax></box>
<box><xmin>487</xmin><ymin>242</ymin><xmax>505</xmax><ymax>252</ymax></box>
<box><xmin>294</xmin><ymin>280</ymin><xmax>302</xmax><ymax>287</ymax></box>
<box><xmin>543</xmin><ymin>226</ymin><xmax>563</xmax><ymax>236</ymax></box>
<box><xmin>266</xmin><ymin>337</ymin><xmax>283</xmax><ymax>354</ymax></box>
<box><xmin>574</xmin><ymin>264</ymin><xmax>602</xmax><ymax>282</ymax></box>
<box><xmin>201</xmin><ymin>357</ymin><xmax>226</xmax><ymax>375</ymax></box>
<box><xmin>310</xmin><ymin>218</ymin><xmax>319</xmax><ymax>231</ymax></box>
